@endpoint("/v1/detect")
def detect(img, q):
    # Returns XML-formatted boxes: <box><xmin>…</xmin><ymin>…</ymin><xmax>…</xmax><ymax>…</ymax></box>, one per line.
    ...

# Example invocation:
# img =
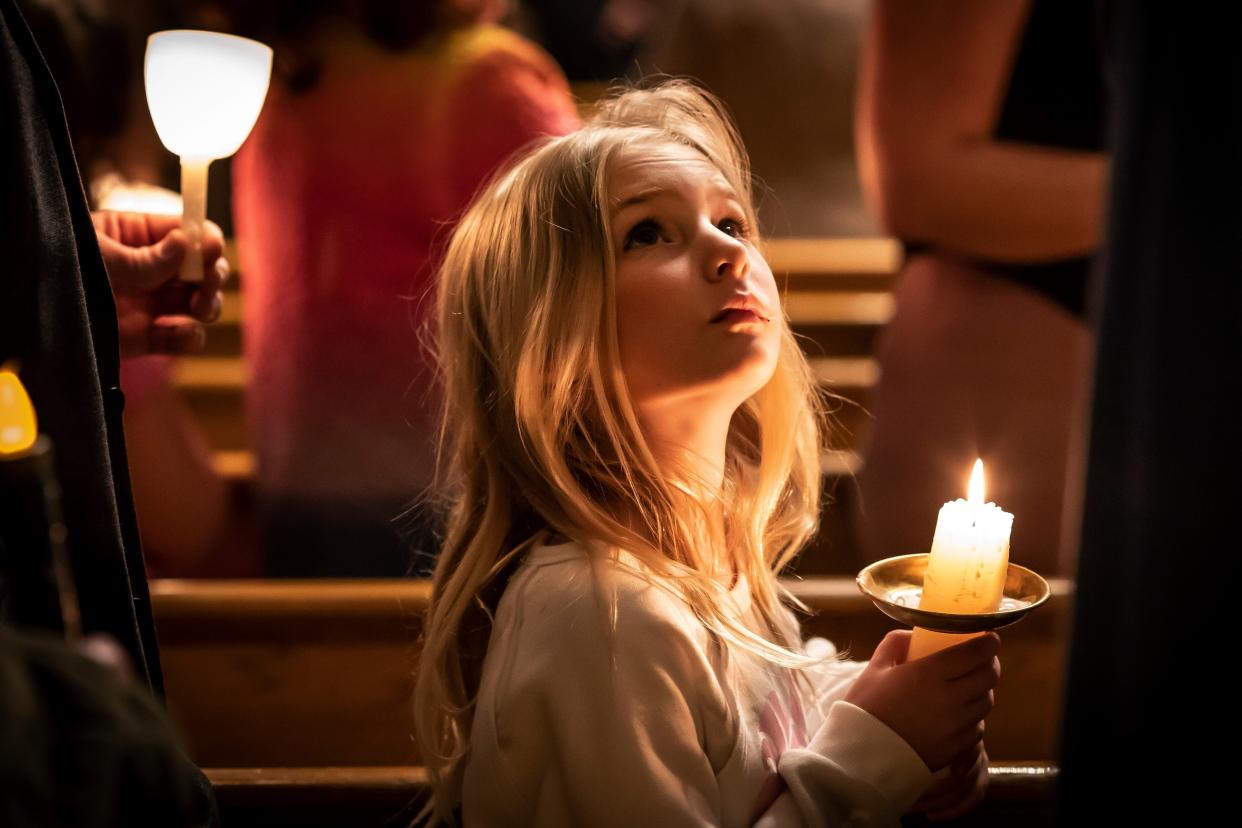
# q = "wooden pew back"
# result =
<box><xmin>154</xmin><ymin>576</ymin><xmax>1071</xmax><ymax>768</ymax></box>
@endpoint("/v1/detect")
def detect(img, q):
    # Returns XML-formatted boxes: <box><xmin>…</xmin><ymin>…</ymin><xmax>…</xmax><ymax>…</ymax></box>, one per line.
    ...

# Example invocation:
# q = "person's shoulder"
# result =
<box><xmin>501</xmin><ymin>543</ymin><xmax>727</xmax><ymax>725</ymax></box>
<box><xmin>440</xmin><ymin>25</ymin><xmax>566</xmax><ymax>86</ymax></box>
<box><xmin>515</xmin><ymin>541</ymin><xmax>708</xmax><ymax>652</ymax></box>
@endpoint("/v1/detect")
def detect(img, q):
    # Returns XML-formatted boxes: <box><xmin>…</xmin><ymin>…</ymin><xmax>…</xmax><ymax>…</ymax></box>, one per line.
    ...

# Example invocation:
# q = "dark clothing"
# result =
<box><xmin>0</xmin><ymin>629</ymin><xmax>216</xmax><ymax>828</ymax></box>
<box><xmin>1057</xmin><ymin>1</ymin><xmax>1241</xmax><ymax>823</ymax></box>
<box><xmin>995</xmin><ymin>0</ymin><xmax>1107</xmax><ymax>154</ymax></box>
<box><xmin>989</xmin><ymin>0</ymin><xmax>1107</xmax><ymax>317</ymax></box>
<box><xmin>905</xmin><ymin>0</ymin><xmax>1109</xmax><ymax>318</ymax></box>
<box><xmin>2</xmin><ymin>1</ymin><xmax>216</xmax><ymax>823</ymax></box>
<box><xmin>0</xmin><ymin>0</ymin><xmax>159</xmax><ymax>693</ymax></box>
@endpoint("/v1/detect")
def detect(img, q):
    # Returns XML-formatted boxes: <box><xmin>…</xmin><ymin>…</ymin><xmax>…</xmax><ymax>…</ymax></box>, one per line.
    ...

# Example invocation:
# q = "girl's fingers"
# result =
<box><xmin>946</xmin><ymin>719</ymin><xmax>986</xmax><ymax>757</ymax></box>
<box><xmin>924</xmin><ymin>632</ymin><xmax>1000</xmax><ymax>680</ymax></box>
<box><xmin>916</xmin><ymin>773</ymin><xmax>973</xmax><ymax>815</ymax></box>
<box><xmin>927</xmin><ymin>762</ymin><xmax>989</xmax><ymax>822</ymax></box>
<box><xmin>952</xmin><ymin>656</ymin><xmax>1001</xmax><ymax>699</ymax></box>
<box><xmin>922</xmin><ymin>746</ymin><xmax>988</xmax><ymax>819</ymax></box>
<box><xmin>916</xmin><ymin>763</ymin><xmax>970</xmax><ymax>807</ymax></box>
<box><xmin>963</xmin><ymin>690</ymin><xmax>995</xmax><ymax>722</ymax></box>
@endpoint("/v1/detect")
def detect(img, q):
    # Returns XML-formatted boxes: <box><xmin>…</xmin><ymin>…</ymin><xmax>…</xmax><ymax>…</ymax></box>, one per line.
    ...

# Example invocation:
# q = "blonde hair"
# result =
<box><xmin>412</xmin><ymin>80</ymin><xmax>833</xmax><ymax>825</ymax></box>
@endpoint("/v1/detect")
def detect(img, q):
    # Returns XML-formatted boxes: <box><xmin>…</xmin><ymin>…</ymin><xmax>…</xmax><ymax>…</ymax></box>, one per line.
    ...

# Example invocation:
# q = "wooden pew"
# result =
<box><xmin>205</xmin><ymin>763</ymin><xmax>1058</xmax><ymax>827</ymax></box>
<box><xmin>157</xmin><ymin>577</ymin><xmax>1065</xmax><ymax>825</ymax></box>
<box><xmin>199</xmin><ymin>447</ymin><xmax>867</xmax><ymax>577</ymax></box>
<box><xmin>207</xmin><ymin>766</ymin><xmax>427</xmax><ymax>828</ymax></box>
<box><xmin>154</xmin><ymin>577</ymin><xmax>1071</xmax><ymax>768</ymax></box>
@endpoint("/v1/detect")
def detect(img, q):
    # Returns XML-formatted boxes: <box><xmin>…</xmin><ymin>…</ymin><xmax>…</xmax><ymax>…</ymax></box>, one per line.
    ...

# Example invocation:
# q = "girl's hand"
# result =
<box><xmin>842</xmin><ymin>630</ymin><xmax>1000</xmax><ymax>772</ymax></box>
<box><xmin>910</xmin><ymin>738</ymin><xmax>990</xmax><ymax>821</ymax></box>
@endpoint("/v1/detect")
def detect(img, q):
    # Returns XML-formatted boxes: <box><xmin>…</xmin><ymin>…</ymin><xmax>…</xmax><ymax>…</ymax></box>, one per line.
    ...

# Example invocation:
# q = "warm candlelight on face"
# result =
<box><xmin>907</xmin><ymin>459</ymin><xmax>1013</xmax><ymax>661</ymax></box>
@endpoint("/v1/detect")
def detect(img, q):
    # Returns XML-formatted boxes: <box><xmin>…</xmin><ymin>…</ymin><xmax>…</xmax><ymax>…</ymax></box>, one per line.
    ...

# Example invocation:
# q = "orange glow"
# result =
<box><xmin>967</xmin><ymin>458</ymin><xmax>985</xmax><ymax>505</ymax></box>
<box><xmin>0</xmin><ymin>366</ymin><xmax>38</xmax><ymax>456</ymax></box>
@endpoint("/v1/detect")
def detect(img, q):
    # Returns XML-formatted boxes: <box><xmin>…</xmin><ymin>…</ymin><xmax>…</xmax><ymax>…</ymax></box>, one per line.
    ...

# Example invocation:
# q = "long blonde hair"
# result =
<box><xmin>412</xmin><ymin>80</ymin><xmax>833</xmax><ymax>825</ymax></box>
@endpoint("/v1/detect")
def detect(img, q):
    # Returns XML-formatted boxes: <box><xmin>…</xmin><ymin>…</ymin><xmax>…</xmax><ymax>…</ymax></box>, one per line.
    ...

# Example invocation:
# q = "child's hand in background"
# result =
<box><xmin>843</xmin><ymin>630</ymin><xmax>1000</xmax><ymax>772</ymax></box>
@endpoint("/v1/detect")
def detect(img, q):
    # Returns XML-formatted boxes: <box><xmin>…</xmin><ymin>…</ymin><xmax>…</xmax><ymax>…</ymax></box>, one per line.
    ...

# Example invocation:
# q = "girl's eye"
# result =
<box><xmin>623</xmin><ymin>219</ymin><xmax>664</xmax><ymax>250</ymax></box>
<box><xmin>719</xmin><ymin>217</ymin><xmax>748</xmax><ymax>239</ymax></box>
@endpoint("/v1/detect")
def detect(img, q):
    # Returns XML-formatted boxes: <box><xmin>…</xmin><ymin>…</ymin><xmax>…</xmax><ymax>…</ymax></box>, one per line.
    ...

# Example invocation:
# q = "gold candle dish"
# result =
<box><xmin>857</xmin><ymin>554</ymin><xmax>1050</xmax><ymax>634</ymax></box>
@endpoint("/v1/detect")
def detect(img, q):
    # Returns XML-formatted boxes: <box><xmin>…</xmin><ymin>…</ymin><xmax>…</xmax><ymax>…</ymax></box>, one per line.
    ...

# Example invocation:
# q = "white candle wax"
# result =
<box><xmin>144</xmin><ymin>30</ymin><xmax>273</xmax><ymax>283</ymax></box>
<box><xmin>179</xmin><ymin>158</ymin><xmax>209</xmax><ymax>283</ymax></box>
<box><xmin>907</xmin><ymin>460</ymin><xmax>1012</xmax><ymax>661</ymax></box>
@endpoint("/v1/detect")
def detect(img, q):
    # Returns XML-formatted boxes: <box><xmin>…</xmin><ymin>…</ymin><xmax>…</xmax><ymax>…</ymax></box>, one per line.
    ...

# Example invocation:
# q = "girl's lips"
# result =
<box><xmin>713</xmin><ymin>308</ymin><xmax>767</xmax><ymax>325</ymax></box>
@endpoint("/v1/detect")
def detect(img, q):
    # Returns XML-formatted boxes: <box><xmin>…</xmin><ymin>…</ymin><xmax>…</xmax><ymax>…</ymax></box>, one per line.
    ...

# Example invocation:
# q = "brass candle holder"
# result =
<box><xmin>856</xmin><ymin>554</ymin><xmax>1050</xmax><ymax>634</ymax></box>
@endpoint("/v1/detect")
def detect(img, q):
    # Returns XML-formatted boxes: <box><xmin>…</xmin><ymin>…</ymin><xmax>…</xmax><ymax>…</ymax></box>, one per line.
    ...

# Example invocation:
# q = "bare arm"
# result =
<box><xmin>856</xmin><ymin>0</ymin><xmax>1107</xmax><ymax>262</ymax></box>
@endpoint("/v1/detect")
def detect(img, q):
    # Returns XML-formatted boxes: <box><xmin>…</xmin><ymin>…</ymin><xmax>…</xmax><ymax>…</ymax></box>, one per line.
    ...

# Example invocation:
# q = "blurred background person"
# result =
<box><xmin>853</xmin><ymin>0</ymin><xmax>1108</xmax><ymax>576</ymax></box>
<box><xmin>225</xmin><ymin>0</ymin><xmax>580</xmax><ymax>577</ymax></box>
<box><xmin>518</xmin><ymin>0</ymin><xmax>655</xmax><ymax>84</ymax></box>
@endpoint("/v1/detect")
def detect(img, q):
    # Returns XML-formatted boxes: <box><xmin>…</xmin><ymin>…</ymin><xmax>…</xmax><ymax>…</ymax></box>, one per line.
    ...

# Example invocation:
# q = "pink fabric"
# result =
<box><xmin>750</xmin><ymin>674</ymin><xmax>810</xmax><ymax>822</ymax></box>
<box><xmin>232</xmin><ymin>27</ymin><xmax>580</xmax><ymax>499</ymax></box>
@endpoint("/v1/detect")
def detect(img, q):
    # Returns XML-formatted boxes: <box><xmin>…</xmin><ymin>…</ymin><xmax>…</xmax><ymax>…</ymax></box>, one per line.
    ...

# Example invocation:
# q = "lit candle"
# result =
<box><xmin>0</xmin><ymin>365</ymin><xmax>80</xmax><ymax>637</ymax></box>
<box><xmin>144</xmin><ymin>30</ymin><xmax>272</xmax><ymax>282</ymax></box>
<box><xmin>907</xmin><ymin>459</ymin><xmax>1012</xmax><ymax>661</ymax></box>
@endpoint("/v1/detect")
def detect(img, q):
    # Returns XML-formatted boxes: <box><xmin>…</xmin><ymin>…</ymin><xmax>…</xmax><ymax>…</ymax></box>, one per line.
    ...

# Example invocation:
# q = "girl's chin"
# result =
<box><xmin>701</xmin><ymin>358</ymin><xmax>781</xmax><ymax>404</ymax></box>
<box><xmin>632</xmin><ymin>369</ymin><xmax>774</xmax><ymax>411</ymax></box>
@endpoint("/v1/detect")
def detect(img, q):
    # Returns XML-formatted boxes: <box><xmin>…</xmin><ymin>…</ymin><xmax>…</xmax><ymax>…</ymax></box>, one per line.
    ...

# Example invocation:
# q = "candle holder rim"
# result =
<box><xmin>856</xmin><ymin>553</ymin><xmax>1051</xmax><ymax>633</ymax></box>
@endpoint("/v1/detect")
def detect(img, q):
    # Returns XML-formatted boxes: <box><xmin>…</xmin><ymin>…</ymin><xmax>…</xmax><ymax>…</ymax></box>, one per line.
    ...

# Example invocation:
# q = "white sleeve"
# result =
<box><xmin>537</xmin><ymin>580</ymin><xmax>730</xmax><ymax>826</ymax></box>
<box><xmin>754</xmin><ymin>701</ymin><xmax>933</xmax><ymax>827</ymax></box>
<box><xmin>540</xmin><ymin>587</ymin><xmax>930</xmax><ymax>827</ymax></box>
<box><xmin>802</xmin><ymin>636</ymin><xmax>869</xmax><ymax>712</ymax></box>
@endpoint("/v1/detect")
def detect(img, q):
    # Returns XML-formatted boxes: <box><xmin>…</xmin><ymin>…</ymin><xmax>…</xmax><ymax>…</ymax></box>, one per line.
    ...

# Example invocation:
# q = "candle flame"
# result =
<box><xmin>0</xmin><ymin>365</ymin><xmax>38</xmax><ymax>455</ymax></box>
<box><xmin>967</xmin><ymin>458</ymin><xmax>985</xmax><ymax>505</ymax></box>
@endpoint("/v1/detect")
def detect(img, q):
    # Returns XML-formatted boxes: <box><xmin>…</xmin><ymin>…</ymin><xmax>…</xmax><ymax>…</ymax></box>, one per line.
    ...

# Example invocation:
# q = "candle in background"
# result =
<box><xmin>0</xmin><ymin>365</ymin><xmax>81</xmax><ymax>637</ymax></box>
<box><xmin>144</xmin><ymin>30</ymin><xmax>272</xmax><ymax>282</ymax></box>
<box><xmin>907</xmin><ymin>459</ymin><xmax>1012</xmax><ymax>661</ymax></box>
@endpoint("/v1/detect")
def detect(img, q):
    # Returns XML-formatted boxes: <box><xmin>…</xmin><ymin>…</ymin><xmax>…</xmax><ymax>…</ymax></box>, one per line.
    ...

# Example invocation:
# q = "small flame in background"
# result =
<box><xmin>0</xmin><ymin>364</ymin><xmax>37</xmax><ymax>455</ymax></box>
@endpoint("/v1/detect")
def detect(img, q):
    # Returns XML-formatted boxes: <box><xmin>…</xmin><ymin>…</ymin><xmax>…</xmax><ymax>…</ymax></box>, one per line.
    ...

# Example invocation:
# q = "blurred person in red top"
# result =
<box><xmin>228</xmin><ymin>0</ymin><xmax>581</xmax><ymax>576</ymax></box>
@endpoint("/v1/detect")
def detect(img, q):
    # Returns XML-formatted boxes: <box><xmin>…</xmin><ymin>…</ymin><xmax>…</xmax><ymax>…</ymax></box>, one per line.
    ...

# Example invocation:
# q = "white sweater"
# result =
<box><xmin>462</xmin><ymin>541</ymin><xmax>932</xmax><ymax>826</ymax></box>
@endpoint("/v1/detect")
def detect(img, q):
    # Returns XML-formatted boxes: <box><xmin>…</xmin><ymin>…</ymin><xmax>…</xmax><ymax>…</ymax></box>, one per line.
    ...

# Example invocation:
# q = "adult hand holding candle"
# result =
<box><xmin>907</xmin><ymin>459</ymin><xmax>1013</xmax><ymax>662</ymax></box>
<box><xmin>144</xmin><ymin>30</ymin><xmax>272</xmax><ymax>282</ymax></box>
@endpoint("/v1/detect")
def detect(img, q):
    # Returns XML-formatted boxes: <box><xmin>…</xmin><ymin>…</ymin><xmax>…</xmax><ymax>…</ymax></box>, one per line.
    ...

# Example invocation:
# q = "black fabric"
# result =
<box><xmin>0</xmin><ymin>0</ymin><xmax>159</xmax><ymax>693</ymax></box>
<box><xmin>985</xmin><ymin>0</ymin><xmax>1108</xmax><ymax>317</ymax></box>
<box><xmin>0</xmin><ymin>628</ymin><xmax>216</xmax><ymax>828</ymax></box>
<box><xmin>1057</xmin><ymin>2</ymin><xmax>1241</xmax><ymax>823</ymax></box>
<box><xmin>905</xmin><ymin>0</ymin><xmax>1109</xmax><ymax>318</ymax></box>
<box><xmin>995</xmin><ymin>0</ymin><xmax>1107</xmax><ymax>153</ymax></box>
<box><xmin>1</xmin><ymin>3</ymin><xmax>218</xmax><ymax>823</ymax></box>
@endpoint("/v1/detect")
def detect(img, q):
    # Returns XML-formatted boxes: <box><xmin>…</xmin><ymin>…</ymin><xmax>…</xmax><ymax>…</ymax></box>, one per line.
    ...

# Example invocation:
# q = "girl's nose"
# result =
<box><xmin>709</xmin><ymin>231</ymin><xmax>749</xmax><ymax>283</ymax></box>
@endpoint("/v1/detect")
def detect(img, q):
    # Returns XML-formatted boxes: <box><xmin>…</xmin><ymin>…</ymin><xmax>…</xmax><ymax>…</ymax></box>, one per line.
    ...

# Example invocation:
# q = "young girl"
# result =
<box><xmin>413</xmin><ymin>81</ymin><xmax>1000</xmax><ymax>826</ymax></box>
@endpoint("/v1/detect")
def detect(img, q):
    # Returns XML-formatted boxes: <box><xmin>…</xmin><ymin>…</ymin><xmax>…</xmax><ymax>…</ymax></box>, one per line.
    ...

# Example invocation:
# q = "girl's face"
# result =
<box><xmin>608</xmin><ymin>144</ymin><xmax>781</xmax><ymax>416</ymax></box>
